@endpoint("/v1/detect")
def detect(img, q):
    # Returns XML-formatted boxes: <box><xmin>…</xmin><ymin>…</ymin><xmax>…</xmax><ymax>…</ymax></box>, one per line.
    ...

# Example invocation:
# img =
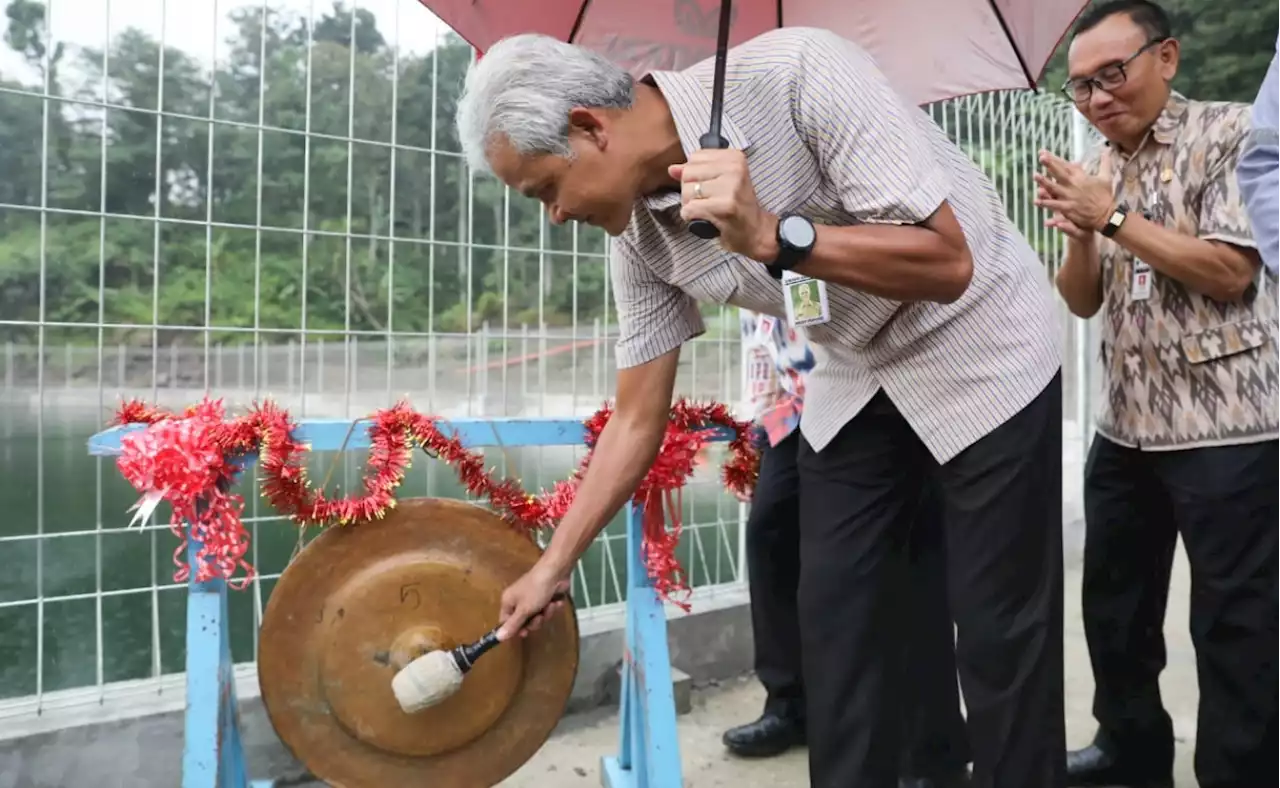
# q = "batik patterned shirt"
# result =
<box><xmin>739</xmin><ymin>309</ymin><xmax>815</xmax><ymax>446</ymax></box>
<box><xmin>1080</xmin><ymin>91</ymin><xmax>1278</xmax><ymax>450</ymax></box>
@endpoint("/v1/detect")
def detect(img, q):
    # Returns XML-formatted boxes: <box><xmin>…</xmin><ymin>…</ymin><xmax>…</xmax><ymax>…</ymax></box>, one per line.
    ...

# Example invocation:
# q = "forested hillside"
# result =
<box><xmin>1040</xmin><ymin>0</ymin><xmax>1277</xmax><ymax>102</ymax></box>
<box><xmin>0</xmin><ymin>0</ymin><xmax>1274</xmax><ymax>347</ymax></box>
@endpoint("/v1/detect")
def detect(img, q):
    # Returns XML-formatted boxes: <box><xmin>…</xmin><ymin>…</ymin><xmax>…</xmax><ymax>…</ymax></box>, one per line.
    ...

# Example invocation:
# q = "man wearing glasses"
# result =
<box><xmin>1037</xmin><ymin>2</ymin><xmax>1278</xmax><ymax>787</ymax></box>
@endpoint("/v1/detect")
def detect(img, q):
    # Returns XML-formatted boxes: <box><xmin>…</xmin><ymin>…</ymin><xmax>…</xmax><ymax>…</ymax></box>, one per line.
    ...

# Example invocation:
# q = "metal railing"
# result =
<box><xmin>0</xmin><ymin>0</ymin><xmax>1083</xmax><ymax>731</ymax></box>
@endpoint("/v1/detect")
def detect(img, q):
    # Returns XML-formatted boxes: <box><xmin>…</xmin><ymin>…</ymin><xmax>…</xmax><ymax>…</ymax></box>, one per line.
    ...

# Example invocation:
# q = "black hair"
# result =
<box><xmin>1071</xmin><ymin>0</ymin><xmax>1173</xmax><ymax>42</ymax></box>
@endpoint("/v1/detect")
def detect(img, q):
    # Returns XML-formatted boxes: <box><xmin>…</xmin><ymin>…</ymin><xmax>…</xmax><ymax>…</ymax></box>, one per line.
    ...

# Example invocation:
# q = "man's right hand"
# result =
<box><xmin>493</xmin><ymin>346</ymin><xmax>683</xmax><ymax>640</ymax></box>
<box><xmin>1046</xmin><ymin>210</ymin><xmax>1095</xmax><ymax>243</ymax></box>
<box><xmin>1041</xmin><ymin>148</ymin><xmax>1108</xmax><ymax>245</ymax></box>
<box><xmin>496</xmin><ymin>561</ymin><xmax>571</xmax><ymax>642</ymax></box>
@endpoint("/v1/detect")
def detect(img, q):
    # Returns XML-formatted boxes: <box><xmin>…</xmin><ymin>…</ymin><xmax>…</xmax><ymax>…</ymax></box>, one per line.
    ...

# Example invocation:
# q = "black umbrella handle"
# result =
<box><xmin>688</xmin><ymin>131</ymin><xmax>728</xmax><ymax>239</ymax></box>
<box><xmin>687</xmin><ymin>0</ymin><xmax>733</xmax><ymax>241</ymax></box>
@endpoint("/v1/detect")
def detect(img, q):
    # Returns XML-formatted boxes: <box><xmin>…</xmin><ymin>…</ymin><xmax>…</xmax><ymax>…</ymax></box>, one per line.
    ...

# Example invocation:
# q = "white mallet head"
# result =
<box><xmin>391</xmin><ymin>600</ymin><xmax>566</xmax><ymax>714</ymax></box>
<box><xmin>392</xmin><ymin>649</ymin><xmax>464</xmax><ymax>713</ymax></box>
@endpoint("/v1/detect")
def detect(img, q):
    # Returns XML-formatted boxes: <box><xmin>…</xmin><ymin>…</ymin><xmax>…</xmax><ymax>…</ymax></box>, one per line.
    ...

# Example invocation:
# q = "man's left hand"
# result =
<box><xmin>670</xmin><ymin>150</ymin><xmax>777</xmax><ymax>261</ymax></box>
<box><xmin>1034</xmin><ymin>150</ymin><xmax>1115</xmax><ymax>232</ymax></box>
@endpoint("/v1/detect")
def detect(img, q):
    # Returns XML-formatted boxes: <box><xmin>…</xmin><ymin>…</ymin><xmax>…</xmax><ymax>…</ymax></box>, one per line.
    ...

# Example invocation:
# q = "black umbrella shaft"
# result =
<box><xmin>690</xmin><ymin>0</ymin><xmax>734</xmax><ymax>240</ymax></box>
<box><xmin>705</xmin><ymin>0</ymin><xmax>733</xmax><ymax>144</ymax></box>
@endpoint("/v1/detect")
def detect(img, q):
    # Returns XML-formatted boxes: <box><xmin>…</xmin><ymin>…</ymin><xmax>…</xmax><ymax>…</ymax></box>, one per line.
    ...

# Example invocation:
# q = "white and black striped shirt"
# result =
<box><xmin>614</xmin><ymin>27</ymin><xmax>1061</xmax><ymax>463</ymax></box>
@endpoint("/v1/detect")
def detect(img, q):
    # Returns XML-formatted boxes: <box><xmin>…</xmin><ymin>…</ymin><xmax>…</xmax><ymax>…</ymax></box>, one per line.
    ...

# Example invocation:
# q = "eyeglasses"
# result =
<box><xmin>1061</xmin><ymin>38</ymin><xmax>1167</xmax><ymax>104</ymax></box>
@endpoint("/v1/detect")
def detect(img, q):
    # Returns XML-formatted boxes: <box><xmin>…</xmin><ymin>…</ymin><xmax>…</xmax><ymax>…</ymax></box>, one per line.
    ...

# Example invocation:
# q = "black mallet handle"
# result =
<box><xmin>452</xmin><ymin>591</ymin><xmax>570</xmax><ymax>673</ymax></box>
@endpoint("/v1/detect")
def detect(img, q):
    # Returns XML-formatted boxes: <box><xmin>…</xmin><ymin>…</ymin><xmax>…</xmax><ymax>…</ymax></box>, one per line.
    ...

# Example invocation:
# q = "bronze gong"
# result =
<box><xmin>258</xmin><ymin>498</ymin><xmax>579</xmax><ymax>788</ymax></box>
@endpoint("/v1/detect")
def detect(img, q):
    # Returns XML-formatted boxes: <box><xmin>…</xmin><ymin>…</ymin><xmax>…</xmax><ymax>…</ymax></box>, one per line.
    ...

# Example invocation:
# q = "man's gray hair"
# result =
<box><xmin>455</xmin><ymin>34</ymin><xmax>636</xmax><ymax>173</ymax></box>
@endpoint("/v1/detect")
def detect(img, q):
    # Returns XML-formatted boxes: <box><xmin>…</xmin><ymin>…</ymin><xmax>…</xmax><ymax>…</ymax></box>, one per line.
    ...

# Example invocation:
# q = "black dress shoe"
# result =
<box><xmin>899</xmin><ymin>766</ymin><xmax>972</xmax><ymax>788</ymax></box>
<box><xmin>1066</xmin><ymin>743</ymin><xmax>1173</xmax><ymax>788</ymax></box>
<box><xmin>722</xmin><ymin>712</ymin><xmax>805</xmax><ymax>757</ymax></box>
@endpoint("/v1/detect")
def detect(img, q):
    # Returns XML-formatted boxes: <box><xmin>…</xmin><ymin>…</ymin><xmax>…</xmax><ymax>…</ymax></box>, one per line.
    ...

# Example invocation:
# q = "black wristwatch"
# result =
<box><xmin>765</xmin><ymin>214</ymin><xmax>817</xmax><ymax>280</ymax></box>
<box><xmin>1100</xmin><ymin>203</ymin><xmax>1129</xmax><ymax>238</ymax></box>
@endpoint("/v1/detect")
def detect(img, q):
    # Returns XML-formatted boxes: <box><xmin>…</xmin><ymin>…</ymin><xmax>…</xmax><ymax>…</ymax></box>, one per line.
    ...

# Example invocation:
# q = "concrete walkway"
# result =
<box><xmin>502</xmin><ymin>545</ymin><xmax>1201</xmax><ymax>787</ymax></box>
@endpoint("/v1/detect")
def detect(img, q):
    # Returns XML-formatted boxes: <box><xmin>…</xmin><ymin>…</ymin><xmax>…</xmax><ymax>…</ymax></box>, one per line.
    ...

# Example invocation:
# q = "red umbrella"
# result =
<box><xmin>419</xmin><ymin>0</ymin><xmax>1089</xmax><ymax>238</ymax></box>
<box><xmin>418</xmin><ymin>0</ymin><xmax>1088</xmax><ymax>105</ymax></box>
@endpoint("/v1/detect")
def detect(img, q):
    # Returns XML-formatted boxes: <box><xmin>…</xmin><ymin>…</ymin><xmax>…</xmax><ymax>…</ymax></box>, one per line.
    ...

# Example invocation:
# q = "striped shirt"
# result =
<box><xmin>740</xmin><ymin>309</ymin><xmax>815</xmax><ymax>446</ymax></box>
<box><xmin>612</xmin><ymin>27</ymin><xmax>1061</xmax><ymax>463</ymax></box>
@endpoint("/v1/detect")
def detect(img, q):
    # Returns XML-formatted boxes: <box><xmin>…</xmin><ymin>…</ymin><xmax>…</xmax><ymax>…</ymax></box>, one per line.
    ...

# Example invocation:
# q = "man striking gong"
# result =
<box><xmin>456</xmin><ymin>28</ymin><xmax>1067</xmax><ymax>788</ymax></box>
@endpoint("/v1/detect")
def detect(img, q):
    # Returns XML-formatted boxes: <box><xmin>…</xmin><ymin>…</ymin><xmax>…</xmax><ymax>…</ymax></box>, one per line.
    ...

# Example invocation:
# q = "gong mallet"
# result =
<box><xmin>391</xmin><ymin>592</ymin><xmax>569</xmax><ymax>714</ymax></box>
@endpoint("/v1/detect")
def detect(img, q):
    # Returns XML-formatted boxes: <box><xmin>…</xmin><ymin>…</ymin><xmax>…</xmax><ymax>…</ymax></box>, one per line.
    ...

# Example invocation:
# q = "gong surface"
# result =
<box><xmin>258</xmin><ymin>498</ymin><xmax>579</xmax><ymax>788</ymax></box>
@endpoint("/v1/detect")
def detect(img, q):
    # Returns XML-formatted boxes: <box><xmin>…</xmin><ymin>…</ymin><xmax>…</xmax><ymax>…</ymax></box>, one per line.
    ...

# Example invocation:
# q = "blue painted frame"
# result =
<box><xmin>88</xmin><ymin>415</ymin><xmax>724</xmax><ymax>787</ymax></box>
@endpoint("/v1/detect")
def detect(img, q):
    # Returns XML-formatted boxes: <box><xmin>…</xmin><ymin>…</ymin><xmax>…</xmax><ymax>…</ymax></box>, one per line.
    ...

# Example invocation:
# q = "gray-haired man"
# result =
<box><xmin>459</xmin><ymin>28</ymin><xmax>1066</xmax><ymax>788</ymax></box>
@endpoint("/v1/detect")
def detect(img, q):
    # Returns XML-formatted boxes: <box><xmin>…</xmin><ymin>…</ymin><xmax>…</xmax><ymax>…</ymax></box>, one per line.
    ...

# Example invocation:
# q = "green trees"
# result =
<box><xmin>2</xmin><ymin>0</ymin><xmax>1273</xmax><ymax>350</ymax></box>
<box><xmin>0</xmin><ymin>0</ymin><xmax>611</xmax><ymax>348</ymax></box>
<box><xmin>1039</xmin><ymin>0</ymin><xmax>1278</xmax><ymax>103</ymax></box>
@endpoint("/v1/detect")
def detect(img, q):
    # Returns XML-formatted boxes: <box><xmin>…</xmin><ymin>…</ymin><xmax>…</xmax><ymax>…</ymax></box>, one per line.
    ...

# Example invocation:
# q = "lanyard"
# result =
<box><xmin>1105</xmin><ymin>130</ymin><xmax>1173</xmax><ymax>222</ymax></box>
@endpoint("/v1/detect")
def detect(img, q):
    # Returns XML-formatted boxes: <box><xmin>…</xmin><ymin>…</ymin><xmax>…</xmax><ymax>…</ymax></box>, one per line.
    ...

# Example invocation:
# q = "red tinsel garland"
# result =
<box><xmin>573</xmin><ymin>400</ymin><xmax>759</xmax><ymax>605</ymax></box>
<box><xmin>114</xmin><ymin>398</ymin><xmax>259</xmax><ymax>587</ymax></box>
<box><xmin>110</xmin><ymin>397</ymin><xmax>759</xmax><ymax>607</ymax></box>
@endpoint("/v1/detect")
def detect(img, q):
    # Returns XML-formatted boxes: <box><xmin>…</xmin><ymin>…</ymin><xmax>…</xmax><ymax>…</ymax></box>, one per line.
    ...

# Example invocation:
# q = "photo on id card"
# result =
<box><xmin>782</xmin><ymin>271</ymin><xmax>830</xmax><ymax>327</ymax></box>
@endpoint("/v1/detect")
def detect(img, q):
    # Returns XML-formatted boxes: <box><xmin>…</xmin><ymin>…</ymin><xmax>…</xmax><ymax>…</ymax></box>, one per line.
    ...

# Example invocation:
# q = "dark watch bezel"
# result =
<box><xmin>765</xmin><ymin>214</ymin><xmax>816</xmax><ymax>280</ymax></box>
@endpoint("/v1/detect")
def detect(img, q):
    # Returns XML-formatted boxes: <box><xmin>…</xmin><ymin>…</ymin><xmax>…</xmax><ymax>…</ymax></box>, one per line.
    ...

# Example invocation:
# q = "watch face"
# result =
<box><xmin>779</xmin><ymin>215</ymin><xmax>816</xmax><ymax>249</ymax></box>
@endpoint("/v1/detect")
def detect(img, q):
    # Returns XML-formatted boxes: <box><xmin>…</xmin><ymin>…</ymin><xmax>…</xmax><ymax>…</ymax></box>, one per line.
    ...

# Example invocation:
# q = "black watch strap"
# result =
<box><xmin>1100</xmin><ymin>203</ymin><xmax>1128</xmax><ymax>238</ymax></box>
<box><xmin>766</xmin><ymin>245</ymin><xmax>806</xmax><ymax>280</ymax></box>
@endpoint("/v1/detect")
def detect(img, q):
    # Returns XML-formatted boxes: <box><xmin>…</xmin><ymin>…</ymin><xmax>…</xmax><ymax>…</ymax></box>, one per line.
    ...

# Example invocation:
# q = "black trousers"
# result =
<box><xmin>1082</xmin><ymin>434</ymin><xmax>1279</xmax><ymax>788</ymax></box>
<box><xmin>797</xmin><ymin>374</ymin><xmax>1065</xmax><ymax>788</ymax></box>
<box><xmin>745</xmin><ymin>430</ymin><xmax>971</xmax><ymax>778</ymax></box>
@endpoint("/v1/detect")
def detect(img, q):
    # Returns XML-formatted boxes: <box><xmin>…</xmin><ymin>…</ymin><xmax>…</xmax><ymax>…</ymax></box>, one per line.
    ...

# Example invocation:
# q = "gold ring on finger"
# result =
<box><xmin>693</xmin><ymin>182</ymin><xmax>705</xmax><ymax>200</ymax></box>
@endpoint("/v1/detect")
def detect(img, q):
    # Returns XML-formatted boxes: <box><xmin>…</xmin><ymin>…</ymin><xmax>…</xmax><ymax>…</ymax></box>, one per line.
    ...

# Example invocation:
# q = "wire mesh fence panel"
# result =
<box><xmin>0</xmin><ymin>0</ymin><xmax>1081</xmax><ymax>723</ymax></box>
<box><xmin>924</xmin><ymin>91</ymin><xmax>1083</xmax><ymax>420</ymax></box>
<box><xmin>0</xmin><ymin>0</ymin><xmax>747</xmax><ymax>721</ymax></box>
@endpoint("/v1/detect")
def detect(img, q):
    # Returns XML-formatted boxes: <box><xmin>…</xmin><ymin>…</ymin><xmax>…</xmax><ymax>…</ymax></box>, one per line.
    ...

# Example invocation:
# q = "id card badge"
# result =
<box><xmin>1130</xmin><ymin>259</ymin><xmax>1152</xmax><ymax>301</ymax></box>
<box><xmin>781</xmin><ymin>271</ymin><xmax>831</xmax><ymax>327</ymax></box>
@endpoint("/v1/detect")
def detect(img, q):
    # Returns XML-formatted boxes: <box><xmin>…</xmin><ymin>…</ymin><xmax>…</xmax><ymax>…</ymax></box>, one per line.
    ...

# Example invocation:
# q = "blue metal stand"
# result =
<box><xmin>599</xmin><ymin>500</ymin><xmax>684</xmax><ymax>788</ymax></box>
<box><xmin>181</xmin><ymin>534</ymin><xmax>268</xmax><ymax>788</ymax></box>
<box><xmin>88</xmin><ymin>416</ymin><xmax>715</xmax><ymax>788</ymax></box>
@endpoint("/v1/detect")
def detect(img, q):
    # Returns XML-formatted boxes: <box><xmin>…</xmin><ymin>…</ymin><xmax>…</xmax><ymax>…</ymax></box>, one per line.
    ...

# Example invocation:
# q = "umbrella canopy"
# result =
<box><xmin>417</xmin><ymin>0</ymin><xmax>1089</xmax><ymax>106</ymax></box>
